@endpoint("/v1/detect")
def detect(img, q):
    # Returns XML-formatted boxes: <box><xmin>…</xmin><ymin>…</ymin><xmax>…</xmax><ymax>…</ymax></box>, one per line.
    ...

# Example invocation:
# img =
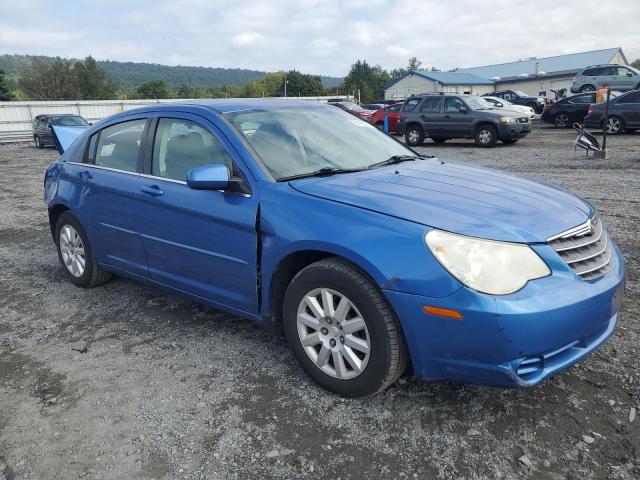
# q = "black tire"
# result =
<box><xmin>374</xmin><ymin>121</ymin><xmax>384</xmax><ymax>129</ymax></box>
<box><xmin>34</xmin><ymin>135</ymin><xmax>43</xmax><ymax>149</ymax></box>
<box><xmin>580</xmin><ymin>85</ymin><xmax>595</xmax><ymax>93</ymax></box>
<box><xmin>475</xmin><ymin>124</ymin><xmax>498</xmax><ymax>147</ymax></box>
<box><xmin>404</xmin><ymin>124</ymin><xmax>424</xmax><ymax>146</ymax></box>
<box><xmin>604</xmin><ymin>115</ymin><xmax>624</xmax><ymax>135</ymax></box>
<box><xmin>55</xmin><ymin>211</ymin><xmax>111</xmax><ymax>288</ymax></box>
<box><xmin>431</xmin><ymin>137</ymin><xmax>447</xmax><ymax>144</ymax></box>
<box><xmin>502</xmin><ymin>138</ymin><xmax>518</xmax><ymax>144</ymax></box>
<box><xmin>282</xmin><ymin>257</ymin><xmax>408</xmax><ymax>397</ymax></box>
<box><xmin>554</xmin><ymin>112</ymin><xmax>571</xmax><ymax>128</ymax></box>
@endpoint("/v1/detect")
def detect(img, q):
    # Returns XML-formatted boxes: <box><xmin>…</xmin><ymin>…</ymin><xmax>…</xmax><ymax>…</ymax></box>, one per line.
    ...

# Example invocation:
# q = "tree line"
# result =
<box><xmin>3</xmin><ymin>56</ymin><xmax>638</xmax><ymax>104</ymax></box>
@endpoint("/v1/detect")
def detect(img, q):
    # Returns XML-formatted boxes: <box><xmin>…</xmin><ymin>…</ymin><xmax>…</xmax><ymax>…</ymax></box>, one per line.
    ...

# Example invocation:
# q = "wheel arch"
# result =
<box><xmin>48</xmin><ymin>203</ymin><xmax>70</xmax><ymax>239</ymax></box>
<box><xmin>265</xmin><ymin>246</ymin><xmax>390</xmax><ymax>330</ymax></box>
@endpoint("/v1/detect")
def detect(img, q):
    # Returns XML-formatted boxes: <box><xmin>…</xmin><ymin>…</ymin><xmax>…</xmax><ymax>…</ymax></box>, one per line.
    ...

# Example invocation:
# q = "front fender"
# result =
<box><xmin>258</xmin><ymin>183</ymin><xmax>462</xmax><ymax>317</ymax></box>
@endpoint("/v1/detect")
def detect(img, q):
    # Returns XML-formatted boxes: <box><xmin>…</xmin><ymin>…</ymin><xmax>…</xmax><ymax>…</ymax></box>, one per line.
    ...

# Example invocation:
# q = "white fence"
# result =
<box><xmin>0</xmin><ymin>96</ymin><xmax>350</xmax><ymax>142</ymax></box>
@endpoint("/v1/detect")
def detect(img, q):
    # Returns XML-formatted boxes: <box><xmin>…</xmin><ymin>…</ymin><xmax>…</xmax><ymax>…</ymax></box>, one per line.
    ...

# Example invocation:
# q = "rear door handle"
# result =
<box><xmin>77</xmin><ymin>170</ymin><xmax>92</xmax><ymax>180</ymax></box>
<box><xmin>140</xmin><ymin>185</ymin><xmax>164</xmax><ymax>196</ymax></box>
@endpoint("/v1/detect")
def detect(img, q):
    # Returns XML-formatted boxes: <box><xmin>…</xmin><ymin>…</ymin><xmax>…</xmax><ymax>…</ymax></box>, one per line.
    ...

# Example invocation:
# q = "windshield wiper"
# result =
<box><xmin>277</xmin><ymin>167</ymin><xmax>364</xmax><ymax>182</ymax></box>
<box><xmin>367</xmin><ymin>154</ymin><xmax>418</xmax><ymax>169</ymax></box>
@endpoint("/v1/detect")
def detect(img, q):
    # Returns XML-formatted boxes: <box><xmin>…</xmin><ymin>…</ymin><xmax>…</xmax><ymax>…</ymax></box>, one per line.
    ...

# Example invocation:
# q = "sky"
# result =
<box><xmin>1</xmin><ymin>0</ymin><xmax>639</xmax><ymax>77</ymax></box>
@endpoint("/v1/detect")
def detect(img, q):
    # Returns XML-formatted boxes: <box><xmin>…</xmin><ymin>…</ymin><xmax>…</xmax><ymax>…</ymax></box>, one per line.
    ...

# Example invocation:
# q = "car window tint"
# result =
<box><xmin>152</xmin><ymin>118</ymin><xmax>234</xmax><ymax>181</ymax></box>
<box><xmin>95</xmin><ymin>119</ymin><xmax>145</xmax><ymax>172</ymax></box>
<box><xmin>615</xmin><ymin>67</ymin><xmax>629</xmax><ymax>76</ymax></box>
<box><xmin>570</xmin><ymin>94</ymin><xmax>593</xmax><ymax>104</ymax></box>
<box><xmin>618</xmin><ymin>92</ymin><xmax>640</xmax><ymax>104</ymax></box>
<box><xmin>403</xmin><ymin>99</ymin><xmax>421</xmax><ymax>112</ymax></box>
<box><xmin>419</xmin><ymin>98</ymin><xmax>441</xmax><ymax>113</ymax></box>
<box><xmin>444</xmin><ymin>98</ymin><xmax>464</xmax><ymax>113</ymax></box>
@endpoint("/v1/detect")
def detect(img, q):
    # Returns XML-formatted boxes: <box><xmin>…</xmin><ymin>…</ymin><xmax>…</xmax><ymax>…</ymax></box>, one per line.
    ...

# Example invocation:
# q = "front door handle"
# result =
<box><xmin>140</xmin><ymin>185</ymin><xmax>164</xmax><ymax>196</ymax></box>
<box><xmin>77</xmin><ymin>170</ymin><xmax>92</xmax><ymax>181</ymax></box>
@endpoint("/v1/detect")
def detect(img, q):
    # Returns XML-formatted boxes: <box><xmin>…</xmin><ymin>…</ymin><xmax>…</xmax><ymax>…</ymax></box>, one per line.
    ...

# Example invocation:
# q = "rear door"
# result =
<box><xmin>566</xmin><ymin>93</ymin><xmax>595</xmax><ymax>122</ymax></box>
<box><xmin>136</xmin><ymin>113</ymin><xmax>259</xmax><ymax>314</ymax></box>
<box><xmin>65</xmin><ymin>116</ymin><xmax>150</xmax><ymax>277</ymax></box>
<box><xmin>416</xmin><ymin>97</ymin><xmax>443</xmax><ymax>136</ymax></box>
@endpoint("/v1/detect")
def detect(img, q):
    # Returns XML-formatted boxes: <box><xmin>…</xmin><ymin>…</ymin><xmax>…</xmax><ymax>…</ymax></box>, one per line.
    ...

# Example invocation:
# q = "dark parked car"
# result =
<box><xmin>541</xmin><ymin>92</ymin><xmax>597</xmax><ymax>128</ymax></box>
<box><xmin>571</xmin><ymin>64</ymin><xmax>640</xmax><ymax>93</ymax></box>
<box><xmin>484</xmin><ymin>90</ymin><xmax>544</xmax><ymax>113</ymax></box>
<box><xmin>584</xmin><ymin>90</ymin><xmax>640</xmax><ymax>134</ymax></box>
<box><xmin>396</xmin><ymin>94</ymin><xmax>530</xmax><ymax>147</ymax></box>
<box><xmin>33</xmin><ymin>114</ymin><xmax>89</xmax><ymax>148</ymax></box>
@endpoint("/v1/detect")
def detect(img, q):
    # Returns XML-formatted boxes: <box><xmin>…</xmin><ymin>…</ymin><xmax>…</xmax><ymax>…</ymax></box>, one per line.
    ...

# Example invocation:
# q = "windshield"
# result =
<box><xmin>464</xmin><ymin>96</ymin><xmax>492</xmax><ymax>110</ymax></box>
<box><xmin>226</xmin><ymin>106</ymin><xmax>416</xmax><ymax>180</ymax></box>
<box><xmin>513</xmin><ymin>90</ymin><xmax>529</xmax><ymax>97</ymax></box>
<box><xmin>51</xmin><ymin>116</ymin><xmax>88</xmax><ymax>126</ymax></box>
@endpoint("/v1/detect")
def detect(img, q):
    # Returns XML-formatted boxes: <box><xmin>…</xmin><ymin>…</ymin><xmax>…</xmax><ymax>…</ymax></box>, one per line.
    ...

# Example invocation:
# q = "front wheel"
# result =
<box><xmin>580</xmin><ymin>85</ymin><xmax>596</xmax><ymax>93</ymax></box>
<box><xmin>405</xmin><ymin>125</ymin><xmax>424</xmax><ymax>146</ymax></box>
<box><xmin>283</xmin><ymin>258</ymin><xmax>407</xmax><ymax>397</ymax></box>
<box><xmin>55</xmin><ymin>211</ymin><xmax>112</xmax><ymax>288</ymax></box>
<box><xmin>475</xmin><ymin>125</ymin><xmax>498</xmax><ymax>147</ymax></box>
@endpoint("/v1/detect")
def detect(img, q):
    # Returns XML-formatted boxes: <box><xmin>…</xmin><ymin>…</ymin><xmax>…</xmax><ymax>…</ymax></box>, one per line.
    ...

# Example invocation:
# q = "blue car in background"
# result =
<box><xmin>44</xmin><ymin>100</ymin><xmax>625</xmax><ymax>397</ymax></box>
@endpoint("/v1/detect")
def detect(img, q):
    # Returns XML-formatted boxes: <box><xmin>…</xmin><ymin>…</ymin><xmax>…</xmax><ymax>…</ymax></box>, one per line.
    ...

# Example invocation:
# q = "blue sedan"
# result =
<box><xmin>44</xmin><ymin>100</ymin><xmax>625</xmax><ymax>397</ymax></box>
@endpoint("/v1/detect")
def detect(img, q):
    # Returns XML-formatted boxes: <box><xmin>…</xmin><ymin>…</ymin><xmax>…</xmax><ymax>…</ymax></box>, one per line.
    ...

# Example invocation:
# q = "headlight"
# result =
<box><xmin>500</xmin><ymin>116</ymin><xmax>516</xmax><ymax>123</ymax></box>
<box><xmin>425</xmin><ymin>230</ymin><xmax>550</xmax><ymax>295</ymax></box>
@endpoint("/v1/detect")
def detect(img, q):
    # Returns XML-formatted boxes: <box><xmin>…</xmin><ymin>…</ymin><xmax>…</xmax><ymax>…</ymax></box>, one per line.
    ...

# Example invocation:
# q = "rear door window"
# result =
<box><xmin>94</xmin><ymin>119</ymin><xmax>146</xmax><ymax>172</ymax></box>
<box><xmin>402</xmin><ymin>98</ymin><xmax>421</xmax><ymax>112</ymax></box>
<box><xmin>618</xmin><ymin>92</ymin><xmax>640</xmax><ymax>104</ymax></box>
<box><xmin>419</xmin><ymin>98</ymin><xmax>442</xmax><ymax>113</ymax></box>
<box><xmin>569</xmin><ymin>94</ymin><xmax>594</xmax><ymax>104</ymax></box>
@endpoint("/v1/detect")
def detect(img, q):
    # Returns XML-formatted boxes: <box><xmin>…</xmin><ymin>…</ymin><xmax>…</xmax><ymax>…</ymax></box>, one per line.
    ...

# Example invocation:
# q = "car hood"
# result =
<box><xmin>289</xmin><ymin>158</ymin><xmax>593</xmax><ymax>243</ymax></box>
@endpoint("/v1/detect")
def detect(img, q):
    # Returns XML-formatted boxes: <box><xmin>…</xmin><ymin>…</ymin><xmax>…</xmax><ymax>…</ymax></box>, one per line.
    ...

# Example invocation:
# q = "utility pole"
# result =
<box><xmin>284</xmin><ymin>74</ymin><xmax>288</xmax><ymax>97</ymax></box>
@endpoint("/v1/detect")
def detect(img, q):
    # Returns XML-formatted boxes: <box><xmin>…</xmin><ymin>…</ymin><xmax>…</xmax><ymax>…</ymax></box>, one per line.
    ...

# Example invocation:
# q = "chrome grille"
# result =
<box><xmin>548</xmin><ymin>216</ymin><xmax>611</xmax><ymax>281</ymax></box>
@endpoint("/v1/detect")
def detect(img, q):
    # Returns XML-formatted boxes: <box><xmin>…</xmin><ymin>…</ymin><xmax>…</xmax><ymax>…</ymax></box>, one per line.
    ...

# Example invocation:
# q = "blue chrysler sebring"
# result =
<box><xmin>44</xmin><ymin>100</ymin><xmax>625</xmax><ymax>397</ymax></box>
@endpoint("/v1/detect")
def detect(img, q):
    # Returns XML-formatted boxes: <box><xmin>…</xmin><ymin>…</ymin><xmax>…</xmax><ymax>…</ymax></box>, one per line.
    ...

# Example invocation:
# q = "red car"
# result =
<box><xmin>369</xmin><ymin>102</ymin><xmax>403</xmax><ymax>133</ymax></box>
<box><xmin>329</xmin><ymin>101</ymin><xmax>374</xmax><ymax>121</ymax></box>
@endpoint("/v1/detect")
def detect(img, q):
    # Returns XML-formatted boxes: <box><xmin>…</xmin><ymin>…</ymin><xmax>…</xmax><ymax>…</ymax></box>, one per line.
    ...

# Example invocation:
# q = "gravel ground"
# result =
<box><xmin>0</xmin><ymin>125</ymin><xmax>638</xmax><ymax>480</ymax></box>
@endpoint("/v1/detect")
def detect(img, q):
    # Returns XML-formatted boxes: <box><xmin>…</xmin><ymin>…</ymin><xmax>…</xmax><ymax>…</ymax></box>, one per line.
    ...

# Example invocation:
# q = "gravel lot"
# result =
<box><xmin>0</xmin><ymin>125</ymin><xmax>638</xmax><ymax>480</ymax></box>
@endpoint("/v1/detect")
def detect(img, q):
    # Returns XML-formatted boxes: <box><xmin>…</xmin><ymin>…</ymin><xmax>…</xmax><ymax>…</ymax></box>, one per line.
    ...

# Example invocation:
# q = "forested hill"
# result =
<box><xmin>0</xmin><ymin>54</ymin><xmax>343</xmax><ymax>89</ymax></box>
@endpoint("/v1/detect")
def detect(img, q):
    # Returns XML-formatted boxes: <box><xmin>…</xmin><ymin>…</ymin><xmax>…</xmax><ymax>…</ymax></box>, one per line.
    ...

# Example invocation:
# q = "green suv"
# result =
<box><xmin>571</xmin><ymin>64</ymin><xmax>640</xmax><ymax>93</ymax></box>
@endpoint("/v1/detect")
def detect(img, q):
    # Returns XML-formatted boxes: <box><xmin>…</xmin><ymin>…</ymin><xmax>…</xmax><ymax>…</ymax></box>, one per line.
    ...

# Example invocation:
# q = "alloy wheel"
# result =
<box><xmin>555</xmin><ymin>114</ymin><xmax>569</xmax><ymax>128</ymax></box>
<box><xmin>606</xmin><ymin>117</ymin><xmax>621</xmax><ymax>134</ymax></box>
<box><xmin>296</xmin><ymin>288</ymin><xmax>371</xmax><ymax>380</ymax></box>
<box><xmin>59</xmin><ymin>224</ymin><xmax>86</xmax><ymax>277</ymax></box>
<box><xmin>407</xmin><ymin>129</ymin><xmax>419</xmax><ymax>144</ymax></box>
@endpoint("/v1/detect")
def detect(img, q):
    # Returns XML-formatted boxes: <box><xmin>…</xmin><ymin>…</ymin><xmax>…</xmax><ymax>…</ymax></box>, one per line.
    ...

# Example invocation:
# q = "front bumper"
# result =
<box><xmin>497</xmin><ymin>122</ymin><xmax>530</xmax><ymax>140</ymax></box>
<box><xmin>383</xmin><ymin>242</ymin><xmax>625</xmax><ymax>387</ymax></box>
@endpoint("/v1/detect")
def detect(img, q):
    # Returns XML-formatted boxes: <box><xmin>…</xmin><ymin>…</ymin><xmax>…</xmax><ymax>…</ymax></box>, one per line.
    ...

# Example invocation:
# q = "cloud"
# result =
<box><xmin>231</xmin><ymin>32</ymin><xmax>265</xmax><ymax>47</ymax></box>
<box><xmin>0</xmin><ymin>0</ymin><xmax>638</xmax><ymax>77</ymax></box>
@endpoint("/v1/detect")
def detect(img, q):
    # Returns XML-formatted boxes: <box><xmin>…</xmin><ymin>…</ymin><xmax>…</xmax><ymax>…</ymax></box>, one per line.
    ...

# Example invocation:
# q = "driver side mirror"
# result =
<box><xmin>186</xmin><ymin>163</ymin><xmax>230</xmax><ymax>190</ymax></box>
<box><xmin>458</xmin><ymin>105</ymin><xmax>469</xmax><ymax>114</ymax></box>
<box><xmin>496</xmin><ymin>102</ymin><xmax>503</xmax><ymax>108</ymax></box>
<box><xmin>627</xmin><ymin>72</ymin><xmax>633</xmax><ymax>77</ymax></box>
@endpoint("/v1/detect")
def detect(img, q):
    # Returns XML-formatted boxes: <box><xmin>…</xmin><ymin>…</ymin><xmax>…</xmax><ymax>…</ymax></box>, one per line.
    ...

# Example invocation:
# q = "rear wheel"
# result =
<box><xmin>554</xmin><ymin>113</ymin><xmax>570</xmax><ymax>128</ymax></box>
<box><xmin>405</xmin><ymin>125</ymin><xmax>424</xmax><ymax>146</ymax></box>
<box><xmin>431</xmin><ymin>137</ymin><xmax>447</xmax><ymax>144</ymax></box>
<box><xmin>580</xmin><ymin>85</ymin><xmax>596</xmax><ymax>93</ymax></box>
<box><xmin>475</xmin><ymin>124</ymin><xmax>498</xmax><ymax>147</ymax></box>
<box><xmin>283</xmin><ymin>258</ymin><xmax>407</xmax><ymax>397</ymax></box>
<box><xmin>55</xmin><ymin>212</ymin><xmax>111</xmax><ymax>288</ymax></box>
<box><xmin>604</xmin><ymin>116</ymin><xmax>624</xmax><ymax>135</ymax></box>
<box><xmin>375</xmin><ymin>121</ymin><xmax>384</xmax><ymax>129</ymax></box>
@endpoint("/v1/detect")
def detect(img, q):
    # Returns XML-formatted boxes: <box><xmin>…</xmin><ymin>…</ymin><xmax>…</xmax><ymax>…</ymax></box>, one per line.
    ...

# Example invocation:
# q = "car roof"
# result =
<box><xmin>172</xmin><ymin>98</ymin><xmax>328</xmax><ymax>113</ymax></box>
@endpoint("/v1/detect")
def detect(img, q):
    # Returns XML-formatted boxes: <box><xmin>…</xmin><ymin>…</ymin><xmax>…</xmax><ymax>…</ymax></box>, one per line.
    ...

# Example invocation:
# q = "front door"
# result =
<box><xmin>442</xmin><ymin>97</ymin><xmax>473</xmax><ymax>136</ymax></box>
<box><xmin>136</xmin><ymin>114</ymin><xmax>259</xmax><ymax>314</ymax></box>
